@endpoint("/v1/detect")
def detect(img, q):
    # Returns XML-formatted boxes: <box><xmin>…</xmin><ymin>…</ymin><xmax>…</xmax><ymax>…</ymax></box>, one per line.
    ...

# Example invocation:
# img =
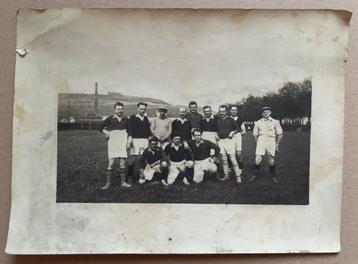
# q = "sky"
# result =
<box><xmin>17</xmin><ymin>9</ymin><xmax>347</xmax><ymax>108</ymax></box>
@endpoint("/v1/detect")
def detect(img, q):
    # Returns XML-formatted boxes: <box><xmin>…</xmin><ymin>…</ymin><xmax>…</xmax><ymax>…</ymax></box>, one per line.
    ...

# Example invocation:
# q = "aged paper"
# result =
<box><xmin>6</xmin><ymin>9</ymin><xmax>350</xmax><ymax>254</ymax></box>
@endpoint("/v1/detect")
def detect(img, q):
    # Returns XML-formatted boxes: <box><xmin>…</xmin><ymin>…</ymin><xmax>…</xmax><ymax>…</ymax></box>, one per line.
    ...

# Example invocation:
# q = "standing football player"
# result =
<box><xmin>216</xmin><ymin>105</ymin><xmax>242</xmax><ymax>183</ymax></box>
<box><xmin>251</xmin><ymin>106</ymin><xmax>283</xmax><ymax>183</ymax></box>
<box><xmin>229</xmin><ymin>105</ymin><xmax>246</xmax><ymax>173</ymax></box>
<box><xmin>100</xmin><ymin>102</ymin><xmax>132</xmax><ymax>189</ymax></box>
<box><xmin>151</xmin><ymin>106</ymin><xmax>172</xmax><ymax>149</ymax></box>
<box><xmin>185</xmin><ymin>101</ymin><xmax>203</xmax><ymax>131</ymax></box>
<box><xmin>172</xmin><ymin>107</ymin><xmax>192</xmax><ymax>142</ymax></box>
<box><xmin>200</xmin><ymin>105</ymin><xmax>218</xmax><ymax>144</ymax></box>
<box><xmin>128</xmin><ymin>102</ymin><xmax>152</xmax><ymax>183</ymax></box>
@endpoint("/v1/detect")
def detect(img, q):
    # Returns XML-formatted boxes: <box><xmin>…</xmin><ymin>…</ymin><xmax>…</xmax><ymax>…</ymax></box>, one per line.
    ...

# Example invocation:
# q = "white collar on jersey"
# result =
<box><xmin>136</xmin><ymin>113</ymin><xmax>146</xmax><ymax>120</ymax></box>
<box><xmin>170</xmin><ymin>143</ymin><xmax>183</xmax><ymax>148</ymax></box>
<box><xmin>262</xmin><ymin>117</ymin><xmax>273</xmax><ymax>121</ymax></box>
<box><xmin>176</xmin><ymin>117</ymin><xmax>188</xmax><ymax>123</ymax></box>
<box><xmin>112</xmin><ymin>114</ymin><xmax>123</xmax><ymax>121</ymax></box>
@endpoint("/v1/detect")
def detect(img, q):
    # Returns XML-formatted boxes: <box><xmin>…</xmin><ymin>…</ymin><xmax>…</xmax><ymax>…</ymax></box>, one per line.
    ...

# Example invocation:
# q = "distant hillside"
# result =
<box><xmin>58</xmin><ymin>92</ymin><xmax>183</xmax><ymax>119</ymax></box>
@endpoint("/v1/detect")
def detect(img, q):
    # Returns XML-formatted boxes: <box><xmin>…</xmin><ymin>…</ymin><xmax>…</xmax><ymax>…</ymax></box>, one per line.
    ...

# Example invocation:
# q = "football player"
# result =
<box><xmin>100</xmin><ymin>102</ymin><xmax>132</xmax><ymax>189</ymax></box>
<box><xmin>139</xmin><ymin>136</ymin><xmax>170</xmax><ymax>185</ymax></box>
<box><xmin>164</xmin><ymin>134</ymin><xmax>194</xmax><ymax>185</ymax></box>
<box><xmin>229</xmin><ymin>105</ymin><xmax>246</xmax><ymax>174</ymax></box>
<box><xmin>151</xmin><ymin>106</ymin><xmax>172</xmax><ymax>149</ymax></box>
<box><xmin>250</xmin><ymin>106</ymin><xmax>283</xmax><ymax>183</ymax></box>
<box><xmin>187</xmin><ymin>129</ymin><xmax>220</xmax><ymax>183</ymax></box>
<box><xmin>216</xmin><ymin>104</ymin><xmax>242</xmax><ymax>183</ymax></box>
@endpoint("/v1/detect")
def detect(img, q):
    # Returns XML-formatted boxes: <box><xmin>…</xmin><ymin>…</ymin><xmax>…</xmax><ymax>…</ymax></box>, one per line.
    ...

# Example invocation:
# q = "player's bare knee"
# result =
<box><xmin>255</xmin><ymin>155</ymin><xmax>262</xmax><ymax>165</ymax></box>
<box><xmin>107</xmin><ymin>158</ymin><xmax>115</xmax><ymax>170</ymax></box>
<box><xmin>167</xmin><ymin>177</ymin><xmax>175</xmax><ymax>185</ymax></box>
<box><xmin>186</xmin><ymin>161</ymin><xmax>194</xmax><ymax>168</ymax></box>
<box><xmin>208</xmin><ymin>163</ymin><xmax>217</xmax><ymax>173</ymax></box>
<box><xmin>119</xmin><ymin>159</ymin><xmax>126</xmax><ymax>169</ymax></box>
<box><xmin>193</xmin><ymin>177</ymin><xmax>202</xmax><ymax>183</ymax></box>
<box><xmin>268</xmin><ymin>156</ymin><xmax>275</xmax><ymax>166</ymax></box>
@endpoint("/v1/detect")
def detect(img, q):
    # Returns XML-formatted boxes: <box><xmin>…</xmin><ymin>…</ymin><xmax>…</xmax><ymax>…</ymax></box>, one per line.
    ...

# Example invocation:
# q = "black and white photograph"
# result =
<box><xmin>51</xmin><ymin>9</ymin><xmax>315</xmax><ymax>205</ymax></box>
<box><xmin>6</xmin><ymin>8</ymin><xmax>349</xmax><ymax>254</ymax></box>
<box><xmin>57</xmin><ymin>80</ymin><xmax>311</xmax><ymax>204</ymax></box>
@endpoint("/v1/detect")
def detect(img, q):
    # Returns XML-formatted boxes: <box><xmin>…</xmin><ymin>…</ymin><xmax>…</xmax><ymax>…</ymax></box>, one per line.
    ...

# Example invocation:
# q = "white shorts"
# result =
<box><xmin>167</xmin><ymin>160</ymin><xmax>194</xmax><ymax>184</ymax></box>
<box><xmin>108</xmin><ymin>130</ymin><xmax>128</xmax><ymax>159</ymax></box>
<box><xmin>193</xmin><ymin>158</ymin><xmax>217</xmax><ymax>183</ymax></box>
<box><xmin>202</xmin><ymin>131</ymin><xmax>217</xmax><ymax>144</ymax></box>
<box><xmin>256</xmin><ymin>136</ymin><xmax>276</xmax><ymax>156</ymax></box>
<box><xmin>218</xmin><ymin>138</ymin><xmax>236</xmax><ymax>155</ymax></box>
<box><xmin>143</xmin><ymin>164</ymin><xmax>160</xmax><ymax>181</ymax></box>
<box><xmin>130</xmin><ymin>138</ymin><xmax>149</xmax><ymax>155</ymax></box>
<box><xmin>233</xmin><ymin>133</ymin><xmax>242</xmax><ymax>152</ymax></box>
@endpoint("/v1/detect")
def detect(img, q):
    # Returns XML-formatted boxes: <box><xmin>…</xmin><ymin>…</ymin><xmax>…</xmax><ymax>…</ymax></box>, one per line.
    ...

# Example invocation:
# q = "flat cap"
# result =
<box><xmin>158</xmin><ymin>106</ymin><xmax>168</xmax><ymax>112</ymax></box>
<box><xmin>260</xmin><ymin>106</ymin><xmax>272</xmax><ymax>112</ymax></box>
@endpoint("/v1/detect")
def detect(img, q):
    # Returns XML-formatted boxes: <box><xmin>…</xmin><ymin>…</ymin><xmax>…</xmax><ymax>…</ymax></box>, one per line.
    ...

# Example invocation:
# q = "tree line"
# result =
<box><xmin>236</xmin><ymin>78</ymin><xmax>312</xmax><ymax>125</ymax></box>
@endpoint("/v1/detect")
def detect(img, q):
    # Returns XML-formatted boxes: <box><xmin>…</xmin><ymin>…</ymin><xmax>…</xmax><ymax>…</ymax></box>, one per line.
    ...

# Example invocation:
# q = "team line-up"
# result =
<box><xmin>100</xmin><ymin>101</ymin><xmax>283</xmax><ymax>189</ymax></box>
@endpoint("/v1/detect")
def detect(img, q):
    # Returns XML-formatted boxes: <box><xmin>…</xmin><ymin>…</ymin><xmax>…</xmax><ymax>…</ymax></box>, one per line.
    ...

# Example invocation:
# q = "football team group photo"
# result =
<box><xmin>57</xmin><ymin>79</ymin><xmax>311</xmax><ymax>204</ymax></box>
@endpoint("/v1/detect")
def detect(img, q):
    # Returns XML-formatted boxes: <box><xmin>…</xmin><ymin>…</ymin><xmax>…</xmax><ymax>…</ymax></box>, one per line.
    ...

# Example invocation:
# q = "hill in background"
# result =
<box><xmin>58</xmin><ymin>92</ymin><xmax>184</xmax><ymax>119</ymax></box>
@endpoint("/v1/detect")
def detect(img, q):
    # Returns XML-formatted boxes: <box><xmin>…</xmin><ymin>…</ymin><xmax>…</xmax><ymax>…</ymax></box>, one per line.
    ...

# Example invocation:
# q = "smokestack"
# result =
<box><xmin>94</xmin><ymin>82</ymin><xmax>98</xmax><ymax>113</ymax></box>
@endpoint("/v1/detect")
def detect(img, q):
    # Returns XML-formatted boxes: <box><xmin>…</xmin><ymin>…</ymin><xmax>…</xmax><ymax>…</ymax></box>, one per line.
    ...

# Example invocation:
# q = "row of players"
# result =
<box><xmin>100</xmin><ymin>101</ymin><xmax>283</xmax><ymax>189</ymax></box>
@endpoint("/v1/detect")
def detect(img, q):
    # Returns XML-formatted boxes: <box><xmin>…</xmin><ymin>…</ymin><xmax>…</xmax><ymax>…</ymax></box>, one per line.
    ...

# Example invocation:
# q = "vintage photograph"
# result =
<box><xmin>6</xmin><ymin>8</ymin><xmax>349</xmax><ymax>254</ymax></box>
<box><xmin>55</xmin><ymin>9</ymin><xmax>312</xmax><ymax>204</ymax></box>
<box><xmin>57</xmin><ymin>84</ymin><xmax>311</xmax><ymax>204</ymax></box>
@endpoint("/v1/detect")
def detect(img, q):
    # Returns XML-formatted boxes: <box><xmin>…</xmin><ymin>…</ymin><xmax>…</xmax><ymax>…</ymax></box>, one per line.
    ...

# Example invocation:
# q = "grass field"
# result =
<box><xmin>57</xmin><ymin>130</ymin><xmax>310</xmax><ymax>204</ymax></box>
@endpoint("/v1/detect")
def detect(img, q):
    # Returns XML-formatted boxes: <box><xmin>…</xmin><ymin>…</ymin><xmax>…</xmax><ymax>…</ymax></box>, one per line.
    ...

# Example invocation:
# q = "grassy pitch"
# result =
<box><xmin>57</xmin><ymin>130</ymin><xmax>309</xmax><ymax>204</ymax></box>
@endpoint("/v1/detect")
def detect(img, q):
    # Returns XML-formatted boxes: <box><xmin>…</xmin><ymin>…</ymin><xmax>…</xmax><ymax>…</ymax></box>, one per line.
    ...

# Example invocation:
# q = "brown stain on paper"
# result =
<box><xmin>334</xmin><ymin>10</ymin><xmax>352</xmax><ymax>25</ymax></box>
<box><xmin>52</xmin><ymin>79</ymin><xmax>70</xmax><ymax>93</ymax></box>
<box><xmin>332</xmin><ymin>36</ymin><xmax>340</xmax><ymax>42</ymax></box>
<box><xmin>230</xmin><ymin>10</ymin><xmax>250</xmax><ymax>24</ymax></box>
<box><xmin>14</xmin><ymin>104</ymin><xmax>41</xmax><ymax>132</ymax></box>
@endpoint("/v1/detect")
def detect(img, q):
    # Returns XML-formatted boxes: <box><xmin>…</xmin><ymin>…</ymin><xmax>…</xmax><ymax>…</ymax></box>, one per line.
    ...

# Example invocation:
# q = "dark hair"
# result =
<box><xmin>203</xmin><ymin>105</ymin><xmax>211</xmax><ymax>111</ymax></box>
<box><xmin>114</xmin><ymin>102</ymin><xmax>124</xmax><ymax>108</ymax></box>
<box><xmin>229</xmin><ymin>104</ymin><xmax>238</xmax><ymax>110</ymax></box>
<box><xmin>137</xmin><ymin>102</ymin><xmax>148</xmax><ymax>108</ymax></box>
<box><xmin>171</xmin><ymin>133</ymin><xmax>182</xmax><ymax>139</ymax></box>
<box><xmin>192</xmin><ymin>128</ymin><xmax>202</xmax><ymax>136</ymax></box>
<box><xmin>148</xmin><ymin>136</ymin><xmax>159</xmax><ymax>143</ymax></box>
<box><xmin>189</xmin><ymin>101</ymin><xmax>197</xmax><ymax>107</ymax></box>
<box><xmin>219</xmin><ymin>104</ymin><xmax>228</xmax><ymax>110</ymax></box>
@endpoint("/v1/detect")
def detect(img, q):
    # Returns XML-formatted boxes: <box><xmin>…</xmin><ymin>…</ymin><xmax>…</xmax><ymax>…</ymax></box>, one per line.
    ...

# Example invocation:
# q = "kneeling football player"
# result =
<box><xmin>164</xmin><ymin>134</ymin><xmax>194</xmax><ymax>185</ymax></box>
<box><xmin>139</xmin><ymin>136</ymin><xmax>170</xmax><ymax>185</ymax></box>
<box><xmin>187</xmin><ymin>129</ymin><xmax>220</xmax><ymax>183</ymax></box>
